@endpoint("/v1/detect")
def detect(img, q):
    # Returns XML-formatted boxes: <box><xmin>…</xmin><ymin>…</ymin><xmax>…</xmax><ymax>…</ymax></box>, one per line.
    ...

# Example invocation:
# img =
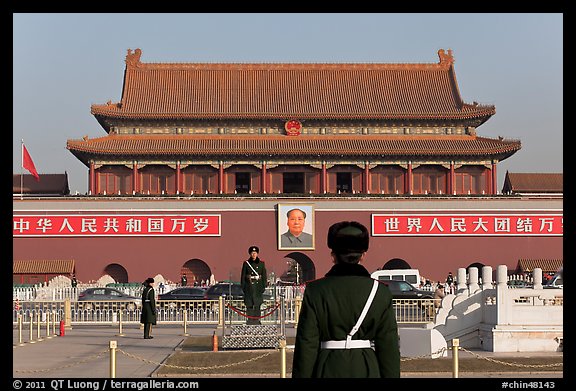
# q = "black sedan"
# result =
<box><xmin>158</xmin><ymin>287</ymin><xmax>207</xmax><ymax>301</ymax></box>
<box><xmin>203</xmin><ymin>283</ymin><xmax>244</xmax><ymax>300</ymax></box>
<box><xmin>380</xmin><ymin>280</ymin><xmax>434</xmax><ymax>300</ymax></box>
<box><xmin>77</xmin><ymin>287</ymin><xmax>140</xmax><ymax>309</ymax></box>
<box><xmin>157</xmin><ymin>287</ymin><xmax>207</xmax><ymax>309</ymax></box>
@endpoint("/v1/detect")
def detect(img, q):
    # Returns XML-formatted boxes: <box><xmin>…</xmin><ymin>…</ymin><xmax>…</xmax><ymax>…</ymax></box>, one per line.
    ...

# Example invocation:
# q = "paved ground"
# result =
<box><xmin>13</xmin><ymin>324</ymin><xmax>563</xmax><ymax>380</ymax></box>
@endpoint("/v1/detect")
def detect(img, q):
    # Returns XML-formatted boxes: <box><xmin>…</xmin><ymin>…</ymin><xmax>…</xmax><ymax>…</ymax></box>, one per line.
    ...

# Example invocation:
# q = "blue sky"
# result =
<box><xmin>13</xmin><ymin>13</ymin><xmax>563</xmax><ymax>194</ymax></box>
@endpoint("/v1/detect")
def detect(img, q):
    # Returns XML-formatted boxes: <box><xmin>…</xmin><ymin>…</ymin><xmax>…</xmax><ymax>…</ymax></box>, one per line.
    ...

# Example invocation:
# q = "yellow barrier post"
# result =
<box><xmin>279</xmin><ymin>339</ymin><xmax>287</xmax><ymax>378</ymax></box>
<box><xmin>117</xmin><ymin>310</ymin><xmax>125</xmax><ymax>336</ymax></box>
<box><xmin>183</xmin><ymin>310</ymin><xmax>189</xmax><ymax>336</ymax></box>
<box><xmin>45</xmin><ymin>311</ymin><xmax>52</xmax><ymax>339</ymax></box>
<box><xmin>17</xmin><ymin>314</ymin><xmax>24</xmax><ymax>346</ymax></box>
<box><xmin>218</xmin><ymin>296</ymin><xmax>225</xmax><ymax>331</ymax></box>
<box><xmin>294</xmin><ymin>297</ymin><xmax>302</xmax><ymax>327</ymax></box>
<box><xmin>452</xmin><ymin>338</ymin><xmax>459</xmax><ymax>378</ymax></box>
<box><xmin>109</xmin><ymin>340</ymin><xmax>117</xmax><ymax>378</ymax></box>
<box><xmin>36</xmin><ymin>313</ymin><xmax>43</xmax><ymax>341</ymax></box>
<box><xmin>64</xmin><ymin>298</ymin><xmax>72</xmax><ymax>330</ymax></box>
<box><xmin>29</xmin><ymin>313</ymin><xmax>35</xmax><ymax>344</ymax></box>
<box><xmin>52</xmin><ymin>310</ymin><xmax>57</xmax><ymax>337</ymax></box>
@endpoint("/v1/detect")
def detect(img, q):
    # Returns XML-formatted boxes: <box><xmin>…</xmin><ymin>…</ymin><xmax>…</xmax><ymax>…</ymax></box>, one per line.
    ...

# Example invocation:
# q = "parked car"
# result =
<box><xmin>158</xmin><ymin>287</ymin><xmax>207</xmax><ymax>301</ymax></box>
<box><xmin>544</xmin><ymin>268</ymin><xmax>563</xmax><ymax>289</ymax></box>
<box><xmin>158</xmin><ymin>286</ymin><xmax>208</xmax><ymax>309</ymax></box>
<box><xmin>78</xmin><ymin>287</ymin><xmax>140</xmax><ymax>309</ymax></box>
<box><xmin>203</xmin><ymin>283</ymin><xmax>245</xmax><ymax>300</ymax></box>
<box><xmin>380</xmin><ymin>280</ymin><xmax>434</xmax><ymax>301</ymax></box>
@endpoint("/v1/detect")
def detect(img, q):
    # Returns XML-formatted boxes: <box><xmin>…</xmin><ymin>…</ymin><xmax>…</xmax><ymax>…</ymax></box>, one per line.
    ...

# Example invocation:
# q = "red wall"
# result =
<box><xmin>13</xmin><ymin>198</ymin><xmax>563</xmax><ymax>284</ymax></box>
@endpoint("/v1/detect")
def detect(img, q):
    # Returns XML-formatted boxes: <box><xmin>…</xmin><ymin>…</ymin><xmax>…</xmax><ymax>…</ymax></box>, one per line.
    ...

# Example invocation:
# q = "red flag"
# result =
<box><xmin>22</xmin><ymin>144</ymin><xmax>40</xmax><ymax>181</ymax></box>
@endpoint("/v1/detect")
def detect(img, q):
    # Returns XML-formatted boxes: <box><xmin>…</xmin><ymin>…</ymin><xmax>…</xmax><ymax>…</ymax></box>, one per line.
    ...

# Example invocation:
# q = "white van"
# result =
<box><xmin>371</xmin><ymin>269</ymin><xmax>421</xmax><ymax>288</ymax></box>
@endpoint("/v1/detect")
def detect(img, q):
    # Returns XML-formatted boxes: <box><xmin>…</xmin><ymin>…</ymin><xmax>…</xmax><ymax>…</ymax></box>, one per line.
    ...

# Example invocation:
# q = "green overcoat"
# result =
<box><xmin>140</xmin><ymin>285</ymin><xmax>157</xmax><ymax>325</ymax></box>
<box><xmin>241</xmin><ymin>257</ymin><xmax>267</xmax><ymax>308</ymax></box>
<box><xmin>292</xmin><ymin>263</ymin><xmax>400</xmax><ymax>378</ymax></box>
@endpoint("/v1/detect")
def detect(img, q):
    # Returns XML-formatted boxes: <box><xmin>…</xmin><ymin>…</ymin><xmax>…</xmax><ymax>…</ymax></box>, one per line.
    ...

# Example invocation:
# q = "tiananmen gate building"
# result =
<box><xmin>13</xmin><ymin>49</ymin><xmax>562</xmax><ymax>285</ymax></box>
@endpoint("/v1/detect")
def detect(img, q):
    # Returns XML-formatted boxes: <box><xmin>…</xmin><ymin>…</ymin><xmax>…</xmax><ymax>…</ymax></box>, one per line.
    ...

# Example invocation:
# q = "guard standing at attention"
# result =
<box><xmin>140</xmin><ymin>277</ymin><xmax>157</xmax><ymax>339</ymax></box>
<box><xmin>241</xmin><ymin>246</ymin><xmax>267</xmax><ymax>325</ymax></box>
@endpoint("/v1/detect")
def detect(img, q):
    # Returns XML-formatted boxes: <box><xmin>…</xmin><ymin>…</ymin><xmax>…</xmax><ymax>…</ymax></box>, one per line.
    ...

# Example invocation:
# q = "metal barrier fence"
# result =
<box><xmin>13</xmin><ymin>297</ymin><xmax>436</xmax><ymax>326</ymax></box>
<box><xmin>13</xmin><ymin>285</ymin><xmax>304</xmax><ymax>302</ymax></box>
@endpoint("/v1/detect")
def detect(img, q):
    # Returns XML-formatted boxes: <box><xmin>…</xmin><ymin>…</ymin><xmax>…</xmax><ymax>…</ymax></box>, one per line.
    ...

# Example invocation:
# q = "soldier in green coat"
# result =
<box><xmin>140</xmin><ymin>277</ymin><xmax>157</xmax><ymax>339</ymax></box>
<box><xmin>241</xmin><ymin>246</ymin><xmax>267</xmax><ymax>325</ymax></box>
<box><xmin>292</xmin><ymin>221</ymin><xmax>400</xmax><ymax>378</ymax></box>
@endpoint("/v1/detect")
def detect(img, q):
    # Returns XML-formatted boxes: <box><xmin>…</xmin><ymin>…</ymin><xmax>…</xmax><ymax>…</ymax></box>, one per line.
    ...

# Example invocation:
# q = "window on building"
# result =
<box><xmin>336</xmin><ymin>172</ymin><xmax>352</xmax><ymax>193</ymax></box>
<box><xmin>181</xmin><ymin>166</ymin><xmax>217</xmax><ymax>194</ymax></box>
<box><xmin>235</xmin><ymin>172</ymin><xmax>251</xmax><ymax>193</ymax></box>
<box><xmin>283</xmin><ymin>172</ymin><xmax>304</xmax><ymax>193</ymax></box>
<box><xmin>97</xmin><ymin>167</ymin><xmax>132</xmax><ymax>195</ymax></box>
<box><xmin>139</xmin><ymin>166</ymin><xmax>176</xmax><ymax>195</ymax></box>
<box><xmin>454</xmin><ymin>166</ymin><xmax>487</xmax><ymax>194</ymax></box>
<box><xmin>370</xmin><ymin>166</ymin><xmax>405</xmax><ymax>194</ymax></box>
<box><xmin>412</xmin><ymin>166</ymin><xmax>447</xmax><ymax>194</ymax></box>
<box><xmin>386</xmin><ymin>173</ymin><xmax>404</xmax><ymax>194</ymax></box>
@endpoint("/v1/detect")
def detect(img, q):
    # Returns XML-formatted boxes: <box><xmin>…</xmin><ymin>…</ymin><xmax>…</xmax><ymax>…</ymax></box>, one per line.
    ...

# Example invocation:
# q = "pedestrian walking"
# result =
<box><xmin>292</xmin><ymin>221</ymin><xmax>400</xmax><ymax>378</ymax></box>
<box><xmin>434</xmin><ymin>284</ymin><xmax>446</xmax><ymax>310</ymax></box>
<box><xmin>445</xmin><ymin>271</ymin><xmax>454</xmax><ymax>293</ymax></box>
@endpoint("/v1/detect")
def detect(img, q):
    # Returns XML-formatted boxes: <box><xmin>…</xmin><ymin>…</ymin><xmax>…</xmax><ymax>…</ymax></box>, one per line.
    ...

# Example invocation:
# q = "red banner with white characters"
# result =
<box><xmin>371</xmin><ymin>213</ymin><xmax>562</xmax><ymax>236</ymax></box>
<box><xmin>13</xmin><ymin>214</ymin><xmax>221</xmax><ymax>237</ymax></box>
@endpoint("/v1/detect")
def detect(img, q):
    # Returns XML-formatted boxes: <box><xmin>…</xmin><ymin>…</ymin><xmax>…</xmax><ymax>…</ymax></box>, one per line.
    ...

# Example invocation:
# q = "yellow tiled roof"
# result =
<box><xmin>13</xmin><ymin>260</ymin><xmax>75</xmax><ymax>274</ymax></box>
<box><xmin>67</xmin><ymin>134</ymin><xmax>521</xmax><ymax>159</ymax></box>
<box><xmin>91</xmin><ymin>48</ymin><xmax>495</xmax><ymax>122</ymax></box>
<box><xmin>516</xmin><ymin>259</ymin><xmax>563</xmax><ymax>273</ymax></box>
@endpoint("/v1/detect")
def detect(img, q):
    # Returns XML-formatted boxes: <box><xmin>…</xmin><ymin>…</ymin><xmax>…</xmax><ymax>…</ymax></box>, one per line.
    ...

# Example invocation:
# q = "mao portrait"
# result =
<box><xmin>278</xmin><ymin>204</ymin><xmax>315</xmax><ymax>250</ymax></box>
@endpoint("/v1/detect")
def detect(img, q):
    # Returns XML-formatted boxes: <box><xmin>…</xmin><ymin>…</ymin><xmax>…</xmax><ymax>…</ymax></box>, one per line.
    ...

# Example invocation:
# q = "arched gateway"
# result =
<box><xmin>104</xmin><ymin>263</ymin><xmax>129</xmax><ymax>283</ymax></box>
<box><xmin>181</xmin><ymin>259</ymin><xmax>211</xmax><ymax>285</ymax></box>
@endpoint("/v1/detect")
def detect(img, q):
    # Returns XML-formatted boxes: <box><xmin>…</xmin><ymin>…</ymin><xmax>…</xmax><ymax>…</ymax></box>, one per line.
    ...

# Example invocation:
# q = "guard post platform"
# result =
<box><xmin>222</xmin><ymin>324</ymin><xmax>285</xmax><ymax>349</ymax></box>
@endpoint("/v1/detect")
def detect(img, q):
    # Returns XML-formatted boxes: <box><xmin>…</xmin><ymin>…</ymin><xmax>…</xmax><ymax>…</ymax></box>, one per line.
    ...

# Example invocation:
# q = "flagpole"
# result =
<box><xmin>20</xmin><ymin>139</ymin><xmax>24</xmax><ymax>200</ymax></box>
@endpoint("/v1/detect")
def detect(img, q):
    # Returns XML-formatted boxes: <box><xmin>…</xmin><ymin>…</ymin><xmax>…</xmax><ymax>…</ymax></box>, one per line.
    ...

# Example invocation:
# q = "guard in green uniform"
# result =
<box><xmin>292</xmin><ymin>221</ymin><xmax>400</xmax><ymax>378</ymax></box>
<box><xmin>140</xmin><ymin>277</ymin><xmax>157</xmax><ymax>339</ymax></box>
<box><xmin>241</xmin><ymin>246</ymin><xmax>267</xmax><ymax>325</ymax></box>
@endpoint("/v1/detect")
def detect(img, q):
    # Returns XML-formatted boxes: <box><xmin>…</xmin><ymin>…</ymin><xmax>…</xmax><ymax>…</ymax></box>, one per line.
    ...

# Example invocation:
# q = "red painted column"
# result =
<box><xmin>89</xmin><ymin>162</ymin><xmax>95</xmax><ymax>195</ymax></box>
<box><xmin>450</xmin><ymin>162</ymin><xmax>455</xmax><ymax>195</ymax></box>
<box><xmin>321</xmin><ymin>162</ymin><xmax>327</xmax><ymax>193</ymax></box>
<box><xmin>492</xmin><ymin>162</ymin><xmax>498</xmax><ymax>195</ymax></box>
<box><xmin>133</xmin><ymin>162</ymin><xmax>138</xmax><ymax>194</ymax></box>
<box><xmin>219</xmin><ymin>162</ymin><xmax>224</xmax><ymax>194</ymax></box>
<box><xmin>176</xmin><ymin>162</ymin><xmax>181</xmax><ymax>194</ymax></box>
<box><xmin>261</xmin><ymin>162</ymin><xmax>267</xmax><ymax>193</ymax></box>
<box><xmin>407</xmin><ymin>162</ymin><xmax>412</xmax><ymax>194</ymax></box>
<box><xmin>364</xmin><ymin>162</ymin><xmax>370</xmax><ymax>193</ymax></box>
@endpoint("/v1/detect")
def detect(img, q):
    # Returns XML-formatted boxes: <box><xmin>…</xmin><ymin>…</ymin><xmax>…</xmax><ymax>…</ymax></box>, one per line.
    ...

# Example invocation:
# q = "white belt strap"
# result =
<box><xmin>321</xmin><ymin>279</ymin><xmax>379</xmax><ymax>349</ymax></box>
<box><xmin>245</xmin><ymin>260</ymin><xmax>260</xmax><ymax>279</ymax></box>
<box><xmin>321</xmin><ymin>340</ymin><xmax>372</xmax><ymax>349</ymax></box>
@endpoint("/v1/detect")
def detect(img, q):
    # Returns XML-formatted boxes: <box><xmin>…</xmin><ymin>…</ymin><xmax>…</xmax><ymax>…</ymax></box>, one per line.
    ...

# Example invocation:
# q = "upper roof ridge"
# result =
<box><xmin>124</xmin><ymin>48</ymin><xmax>455</xmax><ymax>71</ymax></box>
